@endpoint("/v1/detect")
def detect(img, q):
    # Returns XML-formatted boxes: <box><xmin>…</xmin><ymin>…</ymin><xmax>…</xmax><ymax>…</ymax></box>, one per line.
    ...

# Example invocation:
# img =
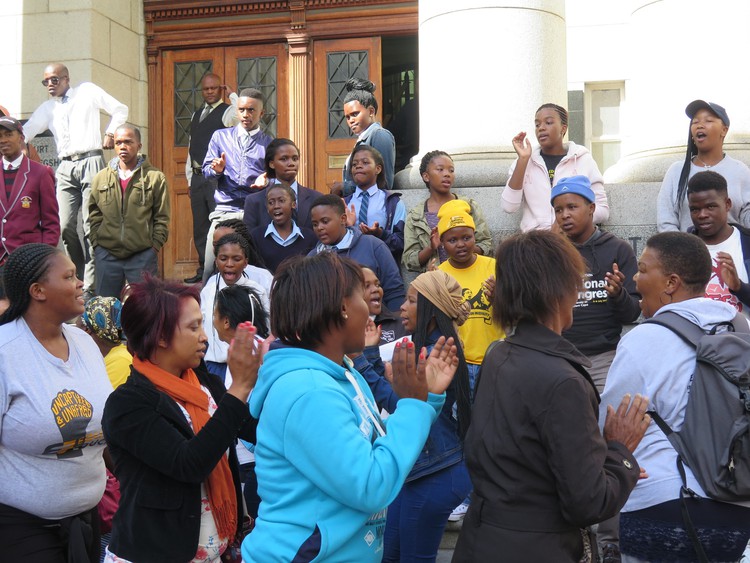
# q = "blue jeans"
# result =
<box><xmin>383</xmin><ymin>461</ymin><xmax>472</xmax><ymax>562</ymax></box>
<box><xmin>458</xmin><ymin>362</ymin><xmax>482</xmax><ymax>508</ymax></box>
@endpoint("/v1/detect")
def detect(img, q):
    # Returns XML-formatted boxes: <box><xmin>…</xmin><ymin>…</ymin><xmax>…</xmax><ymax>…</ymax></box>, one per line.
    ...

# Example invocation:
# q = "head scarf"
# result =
<box><xmin>410</xmin><ymin>270</ymin><xmax>470</xmax><ymax>333</ymax></box>
<box><xmin>82</xmin><ymin>297</ymin><xmax>123</xmax><ymax>344</ymax></box>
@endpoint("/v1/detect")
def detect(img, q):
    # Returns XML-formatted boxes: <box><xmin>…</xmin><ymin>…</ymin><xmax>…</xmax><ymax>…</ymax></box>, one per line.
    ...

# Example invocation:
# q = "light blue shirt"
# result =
<box><xmin>351</xmin><ymin>185</ymin><xmax>386</xmax><ymax>227</ymax></box>
<box><xmin>264</xmin><ymin>221</ymin><xmax>304</xmax><ymax>247</ymax></box>
<box><xmin>316</xmin><ymin>228</ymin><xmax>354</xmax><ymax>253</ymax></box>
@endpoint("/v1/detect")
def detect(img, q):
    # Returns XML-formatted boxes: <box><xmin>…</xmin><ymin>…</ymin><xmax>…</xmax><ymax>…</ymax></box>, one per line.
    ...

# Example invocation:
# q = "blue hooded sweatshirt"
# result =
<box><xmin>242</xmin><ymin>347</ymin><xmax>444</xmax><ymax>562</ymax></box>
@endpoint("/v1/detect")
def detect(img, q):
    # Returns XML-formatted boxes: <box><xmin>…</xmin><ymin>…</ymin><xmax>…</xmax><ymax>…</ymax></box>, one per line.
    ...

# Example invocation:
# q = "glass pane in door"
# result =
<box><xmin>173</xmin><ymin>61</ymin><xmax>213</xmax><ymax>146</ymax></box>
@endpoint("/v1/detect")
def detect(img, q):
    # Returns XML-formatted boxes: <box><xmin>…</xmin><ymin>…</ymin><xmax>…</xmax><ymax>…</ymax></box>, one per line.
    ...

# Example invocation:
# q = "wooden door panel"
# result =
<box><xmin>159</xmin><ymin>45</ymin><xmax>288</xmax><ymax>280</ymax></box>
<box><xmin>224</xmin><ymin>44</ymin><xmax>289</xmax><ymax>140</ymax></box>
<box><xmin>313</xmin><ymin>37</ymin><xmax>382</xmax><ymax>194</ymax></box>
<box><xmin>161</xmin><ymin>49</ymin><xmax>225</xmax><ymax>281</ymax></box>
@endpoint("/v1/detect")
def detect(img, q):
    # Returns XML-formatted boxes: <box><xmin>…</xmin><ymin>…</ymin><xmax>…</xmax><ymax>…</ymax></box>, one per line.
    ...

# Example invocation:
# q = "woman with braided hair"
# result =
<box><xmin>0</xmin><ymin>243</ymin><xmax>113</xmax><ymax>562</ymax></box>
<box><xmin>402</xmin><ymin>149</ymin><xmax>492</xmax><ymax>273</ymax></box>
<box><xmin>502</xmin><ymin>103</ymin><xmax>609</xmax><ymax>232</ymax></box>
<box><xmin>381</xmin><ymin>269</ymin><xmax>474</xmax><ymax>563</ymax></box>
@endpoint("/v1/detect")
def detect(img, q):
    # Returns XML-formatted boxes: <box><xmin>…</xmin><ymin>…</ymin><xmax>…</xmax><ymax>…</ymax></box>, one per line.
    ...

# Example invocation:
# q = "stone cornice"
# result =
<box><xmin>143</xmin><ymin>0</ymin><xmax>406</xmax><ymax>22</ymax></box>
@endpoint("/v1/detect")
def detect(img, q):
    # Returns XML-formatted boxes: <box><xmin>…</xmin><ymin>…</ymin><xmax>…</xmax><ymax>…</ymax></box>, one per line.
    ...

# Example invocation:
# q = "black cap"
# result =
<box><xmin>0</xmin><ymin>116</ymin><xmax>23</xmax><ymax>134</ymax></box>
<box><xmin>685</xmin><ymin>100</ymin><xmax>730</xmax><ymax>127</ymax></box>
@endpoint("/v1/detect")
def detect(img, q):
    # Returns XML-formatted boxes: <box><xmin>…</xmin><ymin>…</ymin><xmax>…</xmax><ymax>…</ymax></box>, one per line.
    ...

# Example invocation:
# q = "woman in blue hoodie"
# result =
<box><xmin>242</xmin><ymin>252</ymin><xmax>459</xmax><ymax>563</ymax></box>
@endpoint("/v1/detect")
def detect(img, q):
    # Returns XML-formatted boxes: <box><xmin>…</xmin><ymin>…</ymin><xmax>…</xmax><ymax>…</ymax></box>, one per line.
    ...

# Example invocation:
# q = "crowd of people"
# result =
<box><xmin>1</xmin><ymin>61</ymin><xmax>750</xmax><ymax>563</ymax></box>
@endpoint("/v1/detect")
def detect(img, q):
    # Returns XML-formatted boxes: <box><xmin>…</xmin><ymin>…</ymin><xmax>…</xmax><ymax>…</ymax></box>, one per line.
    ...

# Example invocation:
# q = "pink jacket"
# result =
<box><xmin>502</xmin><ymin>142</ymin><xmax>608</xmax><ymax>232</ymax></box>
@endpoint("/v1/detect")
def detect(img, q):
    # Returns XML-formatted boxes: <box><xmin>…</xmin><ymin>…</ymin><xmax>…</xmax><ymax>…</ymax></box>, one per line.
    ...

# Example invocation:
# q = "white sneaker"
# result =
<box><xmin>448</xmin><ymin>502</ymin><xmax>469</xmax><ymax>522</ymax></box>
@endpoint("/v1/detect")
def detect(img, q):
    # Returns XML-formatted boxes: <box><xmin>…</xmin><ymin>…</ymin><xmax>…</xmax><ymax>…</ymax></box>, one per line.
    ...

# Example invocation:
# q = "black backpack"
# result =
<box><xmin>645</xmin><ymin>311</ymin><xmax>750</xmax><ymax>561</ymax></box>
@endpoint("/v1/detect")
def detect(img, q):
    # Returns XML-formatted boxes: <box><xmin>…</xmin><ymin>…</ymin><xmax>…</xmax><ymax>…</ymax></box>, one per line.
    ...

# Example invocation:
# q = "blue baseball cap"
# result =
<box><xmin>550</xmin><ymin>175</ymin><xmax>595</xmax><ymax>204</ymax></box>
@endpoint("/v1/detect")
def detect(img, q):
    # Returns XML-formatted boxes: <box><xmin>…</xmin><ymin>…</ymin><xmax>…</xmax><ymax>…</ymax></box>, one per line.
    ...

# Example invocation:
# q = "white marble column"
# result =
<box><xmin>398</xmin><ymin>0</ymin><xmax>567</xmax><ymax>190</ymax></box>
<box><xmin>605</xmin><ymin>0</ymin><xmax>750</xmax><ymax>182</ymax></box>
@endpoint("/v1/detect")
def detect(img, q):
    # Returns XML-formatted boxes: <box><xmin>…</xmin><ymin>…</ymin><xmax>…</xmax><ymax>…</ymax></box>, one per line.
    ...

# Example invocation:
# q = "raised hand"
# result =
<box><xmin>226</xmin><ymin>322</ymin><xmax>262</xmax><ymax>401</ymax></box>
<box><xmin>211</xmin><ymin>152</ymin><xmax>227</xmax><ymax>174</ymax></box>
<box><xmin>422</xmin><ymin>336</ymin><xmax>458</xmax><ymax>395</ymax></box>
<box><xmin>359</xmin><ymin>221</ymin><xmax>383</xmax><ymax>238</ymax></box>
<box><xmin>251</xmin><ymin>171</ymin><xmax>269</xmax><ymax>189</ymax></box>
<box><xmin>482</xmin><ymin>275</ymin><xmax>496</xmax><ymax>302</ymax></box>
<box><xmin>511</xmin><ymin>131</ymin><xmax>532</xmax><ymax>160</ymax></box>
<box><xmin>605</xmin><ymin>263</ymin><xmax>625</xmax><ymax>297</ymax></box>
<box><xmin>389</xmin><ymin>338</ymin><xmax>427</xmax><ymax>401</ymax></box>
<box><xmin>364</xmin><ymin>318</ymin><xmax>381</xmax><ymax>348</ymax></box>
<box><xmin>429</xmin><ymin>226</ymin><xmax>441</xmax><ymax>251</ymax></box>
<box><xmin>345</xmin><ymin>202</ymin><xmax>357</xmax><ymax>226</ymax></box>
<box><xmin>717</xmin><ymin>251</ymin><xmax>741</xmax><ymax>291</ymax></box>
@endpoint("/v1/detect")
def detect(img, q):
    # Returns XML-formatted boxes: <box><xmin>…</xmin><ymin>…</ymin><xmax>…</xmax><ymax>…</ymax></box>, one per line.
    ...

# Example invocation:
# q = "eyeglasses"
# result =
<box><xmin>41</xmin><ymin>77</ymin><xmax>66</xmax><ymax>87</ymax></box>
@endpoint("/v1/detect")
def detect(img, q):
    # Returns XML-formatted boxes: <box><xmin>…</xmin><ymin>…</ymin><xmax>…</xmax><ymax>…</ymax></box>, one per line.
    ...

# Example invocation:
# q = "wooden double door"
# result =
<box><xmin>158</xmin><ymin>39</ymin><xmax>381</xmax><ymax>280</ymax></box>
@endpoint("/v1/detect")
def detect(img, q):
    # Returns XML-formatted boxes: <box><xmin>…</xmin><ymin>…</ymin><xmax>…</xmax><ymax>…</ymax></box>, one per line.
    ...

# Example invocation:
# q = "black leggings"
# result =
<box><xmin>620</xmin><ymin>498</ymin><xmax>750</xmax><ymax>562</ymax></box>
<box><xmin>0</xmin><ymin>502</ymin><xmax>100</xmax><ymax>563</ymax></box>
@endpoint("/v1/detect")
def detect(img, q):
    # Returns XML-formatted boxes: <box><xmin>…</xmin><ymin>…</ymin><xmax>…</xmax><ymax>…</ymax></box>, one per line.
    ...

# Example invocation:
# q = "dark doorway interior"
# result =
<box><xmin>382</xmin><ymin>35</ymin><xmax>418</xmax><ymax>172</ymax></box>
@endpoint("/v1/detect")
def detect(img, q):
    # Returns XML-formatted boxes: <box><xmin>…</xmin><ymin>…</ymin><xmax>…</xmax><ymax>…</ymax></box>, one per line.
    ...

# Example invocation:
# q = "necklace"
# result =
<box><xmin>694</xmin><ymin>153</ymin><xmax>725</xmax><ymax>169</ymax></box>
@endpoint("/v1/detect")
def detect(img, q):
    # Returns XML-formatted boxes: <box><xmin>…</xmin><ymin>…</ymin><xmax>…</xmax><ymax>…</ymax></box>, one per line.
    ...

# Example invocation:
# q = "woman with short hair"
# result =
<box><xmin>453</xmin><ymin>230</ymin><xmax>649</xmax><ymax>563</ymax></box>
<box><xmin>242</xmin><ymin>252</ymin><xmax>458</xmax><ymax>562</ymax></box>
<box><xmin>102</xmin><ymin>276</ymin><xmax>261</xmax><ymax>563</ymax></box>
<box><xmin>601</xmin><ymin>232</ymin><xmax>750</xmax><ymax>562</ymax></box>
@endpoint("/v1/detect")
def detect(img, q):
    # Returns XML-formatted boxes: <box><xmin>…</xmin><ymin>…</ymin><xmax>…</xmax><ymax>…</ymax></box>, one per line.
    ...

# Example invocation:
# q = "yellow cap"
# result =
<box><xmin>437</xmin><ymin>199</ymin><xmax>475</xmax><ymax>238</ymax></box>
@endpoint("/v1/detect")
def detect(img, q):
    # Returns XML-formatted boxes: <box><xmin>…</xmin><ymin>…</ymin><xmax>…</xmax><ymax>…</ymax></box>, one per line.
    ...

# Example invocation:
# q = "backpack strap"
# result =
<box><xmin>644</xmin><ymin>311</ymin><xmax>710</xmax><ymax>563</ymax></box>
<box><xmin>643</xmin><ymin>311</ymin><xmax>706</xmax><ymax>348</ymax></box>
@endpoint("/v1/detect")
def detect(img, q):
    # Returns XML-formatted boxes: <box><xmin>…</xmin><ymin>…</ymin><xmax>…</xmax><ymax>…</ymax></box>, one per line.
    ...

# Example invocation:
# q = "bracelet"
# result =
<box><xmin>105</xmin><ymin>133</ymin><xmax>114</xmax><ymax>138</ymax></box>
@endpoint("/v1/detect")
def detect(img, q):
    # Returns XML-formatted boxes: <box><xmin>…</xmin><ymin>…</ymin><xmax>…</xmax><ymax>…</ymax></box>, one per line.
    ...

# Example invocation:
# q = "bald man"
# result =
<box><xmin>183</xmin><ymin>73</ymin><xmax>239</xmax><ymax>283</ymax></box>
<box><xmin>24</xmin><ymin>63</ymin><xmax>128</xmax><ymax>298</ymax></box>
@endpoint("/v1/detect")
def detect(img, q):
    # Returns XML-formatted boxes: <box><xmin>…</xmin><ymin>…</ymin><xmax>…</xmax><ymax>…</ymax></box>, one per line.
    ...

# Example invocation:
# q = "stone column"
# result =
<box><xmin>287</xmin><ymin>33</ymin><xmax>312</xmax><ymax>187</ymax></box>
<box><xmin>605</xmin><ymin>0</ymin><xmax>750</xmax><ymax>183</ymax></box>
<box><xmin>398</xmin><ymin>0</ymin><xmax>566</xmax><ymax>196</ymax></box>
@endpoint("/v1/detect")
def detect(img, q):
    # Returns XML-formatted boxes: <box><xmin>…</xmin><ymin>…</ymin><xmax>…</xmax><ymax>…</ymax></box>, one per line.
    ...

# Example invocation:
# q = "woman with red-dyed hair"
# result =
<box><xmin>101</xmin><ymin>275</ymin><xmax>261</xmax><ymax>563</ymax></box>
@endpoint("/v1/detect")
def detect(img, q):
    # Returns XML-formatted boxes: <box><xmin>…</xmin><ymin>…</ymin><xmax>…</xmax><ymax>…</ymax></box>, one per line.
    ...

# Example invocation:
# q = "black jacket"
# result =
<box><xmin>454</xmin><ymin>321</ymin><xmax>639</xmax><ymax>563</ymax></box>
<box><xmin>102</xmin><ymin>363</ymin><xmax>256</xmax><ymax>563</ymax></box>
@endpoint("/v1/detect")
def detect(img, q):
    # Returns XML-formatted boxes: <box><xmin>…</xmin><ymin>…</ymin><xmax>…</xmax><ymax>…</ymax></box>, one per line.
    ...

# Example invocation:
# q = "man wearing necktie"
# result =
<box><xmin>23</xmin><ymin>63</ymin><xmax>128</xmax><ymax>299</ymax></box>
<box><xmin>183</xmin><ymin>73</ymin><xmax>239</xmax><ymax>284</ymax></box>
<box><xmin>201</xmin><ymin>88</ymin><xmax>273</xmax><ymax>282</ymax></box>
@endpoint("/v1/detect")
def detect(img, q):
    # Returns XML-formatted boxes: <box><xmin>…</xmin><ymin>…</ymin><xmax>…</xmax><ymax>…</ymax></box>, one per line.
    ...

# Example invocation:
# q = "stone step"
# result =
<box><xmin>440</xmin><ymin>519</ymin><xmax>462</xmax><ymax>550</ymax></box>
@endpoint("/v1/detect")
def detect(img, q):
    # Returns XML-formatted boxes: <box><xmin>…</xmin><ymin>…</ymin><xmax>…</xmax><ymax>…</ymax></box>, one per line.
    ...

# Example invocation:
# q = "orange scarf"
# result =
<box><xmin>133</xmin><ymin>357</ymin><xmax>237</xmax><ymax>540</ymax></box>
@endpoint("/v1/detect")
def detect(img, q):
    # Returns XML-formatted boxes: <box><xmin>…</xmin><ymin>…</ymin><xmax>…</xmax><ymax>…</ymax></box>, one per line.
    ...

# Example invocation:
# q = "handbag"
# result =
<box><xmin>97</xmin><ymin>469</ymin><xmax>120</xmax><ymax>534</ymax></box>
<box><xmin>220</xmin><ymin>516</ymin><xmax>254</xmax><ymax>563</ymax></box>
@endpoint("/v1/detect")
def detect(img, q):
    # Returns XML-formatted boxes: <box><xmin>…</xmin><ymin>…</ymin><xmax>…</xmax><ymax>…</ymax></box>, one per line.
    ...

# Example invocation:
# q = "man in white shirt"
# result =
<box><xmin>23</xmin><ymin>63</ymin><xmax>128</xmax><ymax>298</ymax></box>
<box><xmin>183</xmin><ymin>73</ymin><xmax>238</xmax><ymax>284</ymax></box>
<box><xmin>687</xmin><ymin>170</ymin><xmax>750</xmax><ymax>314</ymax></box>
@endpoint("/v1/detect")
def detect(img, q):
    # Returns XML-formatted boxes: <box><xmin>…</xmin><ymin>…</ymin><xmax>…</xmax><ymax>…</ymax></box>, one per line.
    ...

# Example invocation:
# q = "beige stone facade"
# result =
<box><xmin>0</xmin><ymin>0</ymin><xmax>148</xmax><ymax>149</ymax></box>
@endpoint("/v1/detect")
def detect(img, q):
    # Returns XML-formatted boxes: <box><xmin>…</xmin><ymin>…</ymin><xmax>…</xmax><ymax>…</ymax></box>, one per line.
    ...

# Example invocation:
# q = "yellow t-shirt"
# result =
<box><xmin>439</xmin><ymin>255</ymin><xmax>504</xmax><ymax>365</ymax></box>
<box><xmin>104</xmin><ymin>343</ymin><xmax>133</xmax><ymax>389</ymax></box>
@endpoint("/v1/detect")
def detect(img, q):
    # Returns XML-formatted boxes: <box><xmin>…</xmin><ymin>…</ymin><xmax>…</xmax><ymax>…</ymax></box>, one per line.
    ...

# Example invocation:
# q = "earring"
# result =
<box><xmin>342</xmin><ymin>313</ymin><xmax>349</xmax><ymax>320</ymax></box>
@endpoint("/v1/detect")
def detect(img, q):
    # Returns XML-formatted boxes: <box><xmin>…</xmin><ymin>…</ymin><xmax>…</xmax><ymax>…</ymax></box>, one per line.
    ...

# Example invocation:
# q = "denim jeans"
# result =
<box><xmin>383</xmin><ymin>461</ymin><xmax>472</xmax><ymax>562</ymax></box>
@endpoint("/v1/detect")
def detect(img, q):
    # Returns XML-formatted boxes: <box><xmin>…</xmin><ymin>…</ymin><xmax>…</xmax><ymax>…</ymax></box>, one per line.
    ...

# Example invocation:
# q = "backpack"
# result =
<box><xmin>645</xmin><ymin>311</ymin><xmax>750</xmax><ymax>561</ymax></box>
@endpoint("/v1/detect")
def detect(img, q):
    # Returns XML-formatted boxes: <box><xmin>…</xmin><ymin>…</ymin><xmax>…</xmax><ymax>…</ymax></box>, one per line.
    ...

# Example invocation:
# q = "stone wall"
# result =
<box><xmin>396</xmin><ymin>167</ymin><xmax>661</xmax><ymax>282</ymax></box>
<box><xmin>0</xmin><ymin>1</ymin><xmax>147</xmax><ymax>147</ymax></box>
